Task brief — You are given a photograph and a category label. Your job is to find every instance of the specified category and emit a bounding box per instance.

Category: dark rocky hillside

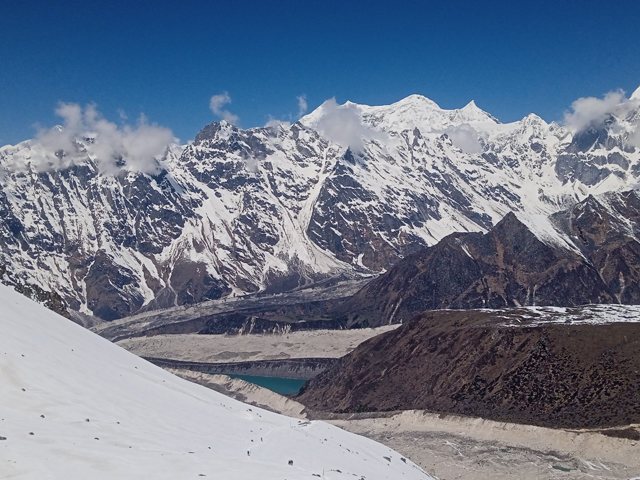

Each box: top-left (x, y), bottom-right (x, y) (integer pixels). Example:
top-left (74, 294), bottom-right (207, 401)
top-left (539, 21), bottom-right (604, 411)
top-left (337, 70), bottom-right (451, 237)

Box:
top-left (297, 308), bottom-right (640, 429)
top-left (336, 190), bottom-right (640, 327)
top-left (552, 189), bottom-right (640, 303)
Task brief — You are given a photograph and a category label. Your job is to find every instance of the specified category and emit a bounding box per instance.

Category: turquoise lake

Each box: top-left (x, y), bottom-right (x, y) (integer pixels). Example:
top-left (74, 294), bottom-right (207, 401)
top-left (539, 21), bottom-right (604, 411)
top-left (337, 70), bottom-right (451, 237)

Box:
top-left (212, 374), bottom-right (307, 395)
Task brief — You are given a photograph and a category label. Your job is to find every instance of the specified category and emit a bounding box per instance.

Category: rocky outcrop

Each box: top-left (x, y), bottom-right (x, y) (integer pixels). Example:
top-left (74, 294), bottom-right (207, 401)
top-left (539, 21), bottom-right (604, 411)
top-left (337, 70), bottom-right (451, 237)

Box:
top-left (553, 190), bottom-right (640, 303)
top-left (0, 264), bottom-right (70, 318)
top-left (297, 309), bottom-right (640, 429)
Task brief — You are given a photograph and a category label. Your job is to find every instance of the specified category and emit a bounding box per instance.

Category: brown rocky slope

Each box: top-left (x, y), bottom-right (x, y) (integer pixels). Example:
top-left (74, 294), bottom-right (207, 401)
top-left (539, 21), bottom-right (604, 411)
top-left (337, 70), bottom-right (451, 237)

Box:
top-left (296, 309), bottom-right (640, 429)
top-left (335, 190), bottom-right (640, 328)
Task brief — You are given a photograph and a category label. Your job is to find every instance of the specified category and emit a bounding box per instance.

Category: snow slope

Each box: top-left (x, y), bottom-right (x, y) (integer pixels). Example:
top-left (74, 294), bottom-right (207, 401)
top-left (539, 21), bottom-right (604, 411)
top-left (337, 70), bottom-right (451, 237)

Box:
top-left (496, 304), bottom-right (640, 326)
top-left (0, 284), bottom-right (433, 480)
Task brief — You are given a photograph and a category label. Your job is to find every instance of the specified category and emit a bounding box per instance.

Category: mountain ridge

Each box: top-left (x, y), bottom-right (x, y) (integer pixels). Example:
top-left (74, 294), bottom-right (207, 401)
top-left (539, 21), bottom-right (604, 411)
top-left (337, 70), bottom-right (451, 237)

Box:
top-left (296, 307), bottom-right (640, 429)
top-left (1, 92), bottom-right (639, 320)
top-left (336, 190), bottom-right (640, 328)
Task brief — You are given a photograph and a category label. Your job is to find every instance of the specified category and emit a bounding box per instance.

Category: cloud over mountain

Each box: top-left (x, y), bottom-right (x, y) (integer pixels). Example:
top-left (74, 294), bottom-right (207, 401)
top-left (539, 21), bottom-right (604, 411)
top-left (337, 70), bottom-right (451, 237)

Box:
top-left (564, 90), bottom-right (640, 134)
top-left (312, 98), bottom-right (385, 152)
top-left (443, 123), bottom-right (482, 154)
top-left (297, 94), bottom-right (308, 118)
top-left (210, 92), bottom-right (239, 125)
top-left (31, 103), bottom-right (176, 174)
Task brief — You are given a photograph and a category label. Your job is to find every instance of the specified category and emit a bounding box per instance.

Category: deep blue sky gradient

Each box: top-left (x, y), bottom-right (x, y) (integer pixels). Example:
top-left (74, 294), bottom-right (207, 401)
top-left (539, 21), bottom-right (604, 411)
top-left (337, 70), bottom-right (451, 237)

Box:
top-left (1, 0), bottom-right (639, 146)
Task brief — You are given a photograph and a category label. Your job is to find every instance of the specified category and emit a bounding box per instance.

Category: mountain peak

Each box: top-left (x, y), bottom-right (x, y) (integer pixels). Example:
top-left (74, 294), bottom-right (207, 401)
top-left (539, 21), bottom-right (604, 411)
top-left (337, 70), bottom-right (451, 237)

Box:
top-left (458, 100), bottom-right (499, 123)
top-left (396, 94), bottom-right (441, 109)
top-left (631, 85), bottom-right (640, 101)
top-left (522, 113), bottom-right (544, 123)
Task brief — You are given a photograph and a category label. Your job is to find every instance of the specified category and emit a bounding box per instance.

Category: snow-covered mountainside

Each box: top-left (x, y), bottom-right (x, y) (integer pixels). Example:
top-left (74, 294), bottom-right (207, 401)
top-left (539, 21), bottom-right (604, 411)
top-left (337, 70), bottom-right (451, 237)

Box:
top-left (0, 284), bottom-right (432, 479)
top-left (1, 91), bottom-right (640, 320)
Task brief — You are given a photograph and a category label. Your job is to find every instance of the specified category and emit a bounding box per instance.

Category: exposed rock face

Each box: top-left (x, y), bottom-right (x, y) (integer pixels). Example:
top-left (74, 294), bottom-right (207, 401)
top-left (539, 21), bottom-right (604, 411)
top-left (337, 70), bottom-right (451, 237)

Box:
top-left (297, 309), bottom-right (640, 429)
top-left (0, 265), bottom-right (70, 318)
top-left (555, 112), bottom-right (638, 186)
top-left (1, 93), bottom-right (640, 320)
top-left (338, 190), bottom-right (640, 327)
top-left (553, 190), bottom-right (640, 303)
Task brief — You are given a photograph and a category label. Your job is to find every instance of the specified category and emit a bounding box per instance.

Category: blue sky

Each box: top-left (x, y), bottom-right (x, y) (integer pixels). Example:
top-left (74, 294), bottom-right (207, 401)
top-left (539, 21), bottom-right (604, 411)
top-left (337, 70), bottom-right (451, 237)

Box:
top-left (1, 0), bottom-right (639, 146)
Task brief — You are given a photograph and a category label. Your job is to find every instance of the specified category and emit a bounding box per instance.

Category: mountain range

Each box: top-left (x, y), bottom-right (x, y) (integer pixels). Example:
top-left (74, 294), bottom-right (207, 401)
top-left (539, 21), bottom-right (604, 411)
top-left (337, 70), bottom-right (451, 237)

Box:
top-left (85, 189), bottom-right (640, 341)
top-left (1, 88), bottom-right (640, 320)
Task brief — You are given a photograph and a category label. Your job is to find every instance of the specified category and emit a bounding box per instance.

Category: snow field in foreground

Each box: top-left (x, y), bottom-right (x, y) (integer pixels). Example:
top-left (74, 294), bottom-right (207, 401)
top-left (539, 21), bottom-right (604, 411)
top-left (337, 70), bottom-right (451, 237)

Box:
top-left (0, 285), bottom-right (432, 480)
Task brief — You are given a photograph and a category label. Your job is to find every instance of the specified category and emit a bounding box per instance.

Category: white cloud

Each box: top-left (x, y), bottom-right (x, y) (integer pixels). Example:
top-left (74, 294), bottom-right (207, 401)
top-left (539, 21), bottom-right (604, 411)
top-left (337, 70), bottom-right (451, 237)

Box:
top-left (31, 103), bottom-right (176, 174)
top-left (443, 123), bottom-right (482, 154)
top-left (563, 89), bottom-right (640, 150)
top-left (563, 89), bottom-right (640, 133)
top-left (264, 116), bottom-right (291, 129)
top-left (209, 92), bottom-right (239, 125)
top-left (312, 98), bottom-right (385, 152)
top-left (243, 154), bottom-right (259, 174)
top-left (263, 94), bottom-right (307, 128)
top-left (297, 94), bottom-right (308, 118)
top-left (563, 90), bottom-right (627, 132)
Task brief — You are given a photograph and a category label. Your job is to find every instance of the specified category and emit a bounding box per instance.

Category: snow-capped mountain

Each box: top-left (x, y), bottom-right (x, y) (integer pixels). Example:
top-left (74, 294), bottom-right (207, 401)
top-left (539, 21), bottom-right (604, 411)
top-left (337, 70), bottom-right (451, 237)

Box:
top-left (1, 90), bottom-right (640, 320)
top-left (0, 283), bottom-right (432, 479)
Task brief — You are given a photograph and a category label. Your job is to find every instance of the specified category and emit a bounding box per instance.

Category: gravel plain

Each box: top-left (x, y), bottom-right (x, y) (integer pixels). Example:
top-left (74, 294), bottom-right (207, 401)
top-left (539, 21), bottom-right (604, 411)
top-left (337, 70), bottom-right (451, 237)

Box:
top-left (330, 411), bottom-right (640, 480)
top-left (117, 325), bottom-right (399, 362)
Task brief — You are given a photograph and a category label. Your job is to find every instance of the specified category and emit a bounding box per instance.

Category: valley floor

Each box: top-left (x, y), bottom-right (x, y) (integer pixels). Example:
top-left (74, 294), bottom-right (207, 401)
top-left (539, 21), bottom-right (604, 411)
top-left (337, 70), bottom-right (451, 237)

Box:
top-left (114, 308), bottom-right (640, 479)
top-left (117, 326), bottom-right (399, 363)
top-left (180, 371), bottom-right (640, 480)
top-left (329, 412), bottom-right (640, 480)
